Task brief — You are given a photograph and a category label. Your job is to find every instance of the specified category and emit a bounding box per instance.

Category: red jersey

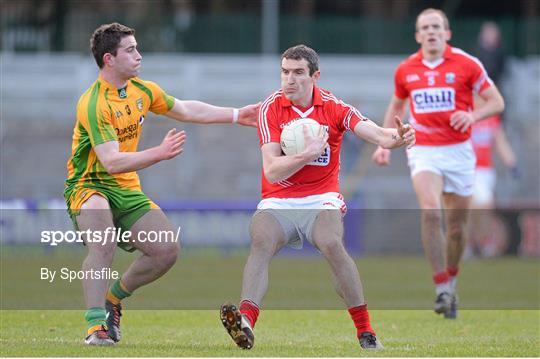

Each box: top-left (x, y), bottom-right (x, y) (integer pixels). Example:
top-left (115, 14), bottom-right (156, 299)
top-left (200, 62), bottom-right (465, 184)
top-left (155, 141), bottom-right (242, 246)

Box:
top-left (471, 116), bottom-right (501, 168)
top-left (395, 45), bottom-right (493, 146)
top-left (258, 86), bottom-right (367, 199)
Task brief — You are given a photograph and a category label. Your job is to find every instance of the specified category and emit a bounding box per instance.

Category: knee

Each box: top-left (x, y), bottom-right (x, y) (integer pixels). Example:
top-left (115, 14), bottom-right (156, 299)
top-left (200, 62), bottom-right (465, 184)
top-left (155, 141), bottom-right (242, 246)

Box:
top-left (155, 243), bottom-right (180, 271)
top-left (86, 243), bottom-right (116, 264)
top-left (318, 238), bottom-right (346, 259)
top-left (249, 232), bottom-right (277, 256)
top-left (422, 209), bottom-right (443, 225)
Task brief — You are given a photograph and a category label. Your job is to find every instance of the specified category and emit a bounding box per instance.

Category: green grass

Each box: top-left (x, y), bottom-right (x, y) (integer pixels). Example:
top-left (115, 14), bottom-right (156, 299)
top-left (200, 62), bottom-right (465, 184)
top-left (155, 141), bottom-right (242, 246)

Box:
top-left (1, 310), bottom-right (538, 356)
top-left (1, 248), bottom-right (539, 356)
top-left (2, 248), bottom-right (539, 309)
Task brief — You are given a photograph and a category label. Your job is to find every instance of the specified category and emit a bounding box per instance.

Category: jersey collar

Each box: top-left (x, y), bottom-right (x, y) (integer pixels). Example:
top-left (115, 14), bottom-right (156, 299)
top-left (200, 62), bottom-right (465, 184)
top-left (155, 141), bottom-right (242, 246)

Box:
top-left (98, 74), bottom-right (132, 95)
top-left (416, 44), bottom-right (453, 67)
top-left (281, 85), bottom-right (323, 108)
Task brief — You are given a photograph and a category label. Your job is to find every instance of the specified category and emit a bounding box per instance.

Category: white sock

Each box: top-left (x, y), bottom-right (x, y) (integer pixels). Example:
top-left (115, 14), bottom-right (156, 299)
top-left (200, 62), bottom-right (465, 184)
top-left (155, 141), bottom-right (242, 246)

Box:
top-left (435, 282), bottom-right (452, 296)
top-left (449, 276), bottom-right (457, 293)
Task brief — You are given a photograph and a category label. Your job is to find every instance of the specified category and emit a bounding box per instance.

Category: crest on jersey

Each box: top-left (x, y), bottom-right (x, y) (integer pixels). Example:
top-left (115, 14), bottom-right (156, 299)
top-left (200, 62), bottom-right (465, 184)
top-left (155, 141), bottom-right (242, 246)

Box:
top-left (136, 98), bottom-right (143, 111)
top-left (445, 72), bottom-right (456, 84)
top-left (118, 88), bottom-right (127, 99)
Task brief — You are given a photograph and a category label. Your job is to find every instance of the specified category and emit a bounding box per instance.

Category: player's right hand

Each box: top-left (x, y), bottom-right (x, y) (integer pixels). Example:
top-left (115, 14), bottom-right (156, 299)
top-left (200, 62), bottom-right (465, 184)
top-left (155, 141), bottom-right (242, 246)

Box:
top-left (159, 128), bottom-right (186, 160)
top-left (372, 146), bottom-right (391, 166)
top-left (302, 125), bottom-right (328, 162)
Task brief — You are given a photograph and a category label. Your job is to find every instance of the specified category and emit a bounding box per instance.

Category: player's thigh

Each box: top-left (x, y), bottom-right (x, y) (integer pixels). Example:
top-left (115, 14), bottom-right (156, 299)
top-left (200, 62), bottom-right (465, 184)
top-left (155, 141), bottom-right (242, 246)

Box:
top-left (249, 210), bottom-right (287, 254)
top-left (129, 208), bottom-right (179, 256)
top-left (76, 194), bottom-right (116, 252)
top-left (443, 193), bottom-right (472, 230)
top-left (411, 171), bottom-right (444, 209)
top-left (311, 210), bottom-right (344, 252)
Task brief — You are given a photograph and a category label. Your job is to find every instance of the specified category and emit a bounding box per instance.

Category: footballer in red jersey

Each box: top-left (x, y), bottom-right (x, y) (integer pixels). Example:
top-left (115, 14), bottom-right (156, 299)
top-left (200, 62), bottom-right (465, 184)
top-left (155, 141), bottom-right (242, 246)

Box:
top-left (220, 44), bottom-right (415, 351)
top-left (372, 9), bottom-right (505, 319)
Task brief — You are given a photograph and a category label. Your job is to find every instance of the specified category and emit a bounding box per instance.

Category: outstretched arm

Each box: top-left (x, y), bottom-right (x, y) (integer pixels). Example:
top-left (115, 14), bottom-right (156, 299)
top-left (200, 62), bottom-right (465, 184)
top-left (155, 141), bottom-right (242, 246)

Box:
top-left (93, 129), bottom-right (186, 174)
top-left (371, 95), bottom-right (408, 165)
top-left (355, 116), bottom-right (415, 150)
top-left (164, 99), bottom-right (259, 127)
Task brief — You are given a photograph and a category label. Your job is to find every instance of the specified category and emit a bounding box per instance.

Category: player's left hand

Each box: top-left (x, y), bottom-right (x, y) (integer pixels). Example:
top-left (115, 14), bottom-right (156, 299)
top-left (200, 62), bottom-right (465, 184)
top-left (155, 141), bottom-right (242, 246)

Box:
top-left (395, 116), bottom-right (416, 149)
top-left (237, 102), bottom-right (261, 127)
top-left (450, 111), bottom-right (476, 133)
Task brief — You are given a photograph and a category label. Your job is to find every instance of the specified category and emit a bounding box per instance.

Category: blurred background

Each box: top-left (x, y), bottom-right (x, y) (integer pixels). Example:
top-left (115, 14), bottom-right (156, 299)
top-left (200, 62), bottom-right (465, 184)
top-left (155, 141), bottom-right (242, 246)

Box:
top-left (1, 0), bottom-right (539, 259)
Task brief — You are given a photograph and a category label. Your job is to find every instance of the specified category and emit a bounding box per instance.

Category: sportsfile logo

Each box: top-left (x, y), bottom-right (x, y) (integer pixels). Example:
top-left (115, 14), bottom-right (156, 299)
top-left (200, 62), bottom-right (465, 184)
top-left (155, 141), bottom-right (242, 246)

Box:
top-left (411, 87), bottom-right (455, 114)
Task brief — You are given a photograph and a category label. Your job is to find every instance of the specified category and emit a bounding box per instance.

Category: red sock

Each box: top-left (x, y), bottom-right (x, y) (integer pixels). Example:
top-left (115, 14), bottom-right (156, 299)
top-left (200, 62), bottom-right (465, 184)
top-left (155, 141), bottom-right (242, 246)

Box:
top-left (348, 304), bottom-right (375, 337)
top-left (447, 266), bottom-right (459, 277)
top-left (433, 271), bottom-right (450, 284)
top-left (239, 300), bottom-right (260, 328)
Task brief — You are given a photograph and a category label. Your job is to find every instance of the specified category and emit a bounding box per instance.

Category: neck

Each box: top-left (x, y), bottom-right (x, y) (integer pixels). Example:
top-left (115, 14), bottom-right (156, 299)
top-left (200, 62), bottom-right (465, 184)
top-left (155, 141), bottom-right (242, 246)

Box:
top-left (292, 89), bottom-right (314, 108)
top-left (100, 68), bottom-right (129, 88)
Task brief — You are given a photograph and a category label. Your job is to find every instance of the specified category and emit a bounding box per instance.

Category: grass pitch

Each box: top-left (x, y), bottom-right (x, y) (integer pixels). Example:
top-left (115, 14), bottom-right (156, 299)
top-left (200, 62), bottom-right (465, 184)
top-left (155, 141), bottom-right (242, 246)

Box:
top-left (1, 248), bottom-right (539, 356)
top-left (1, 309), bottom-right (538, 356)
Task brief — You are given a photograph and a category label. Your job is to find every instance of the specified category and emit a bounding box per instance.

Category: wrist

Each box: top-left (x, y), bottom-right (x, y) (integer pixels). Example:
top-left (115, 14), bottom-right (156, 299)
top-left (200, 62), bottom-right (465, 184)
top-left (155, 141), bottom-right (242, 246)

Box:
top-left (232, 108), bottom-right (239, 124)
top-left (151, 145), bottom-right (166, 162)
top-left (470, 111), bottom-right (480, 123)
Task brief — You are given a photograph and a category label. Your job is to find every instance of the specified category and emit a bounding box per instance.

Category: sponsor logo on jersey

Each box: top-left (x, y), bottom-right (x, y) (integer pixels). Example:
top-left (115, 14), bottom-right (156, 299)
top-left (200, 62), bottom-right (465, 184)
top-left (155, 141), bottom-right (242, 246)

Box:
top-left (115, 122), bottom-right (139, 142)
top-left (136, 98), bottom-right (143, 111)
top-left (139, 115), bottom-right (145, 125)
top-left (445, 72), bottom-right (456, 84)
top-left (308, 145), bottom-right (330, 167)
top-left (411, 87), bottom-right (455, 113)
top-left (406, 74), bottom-right (420, 83)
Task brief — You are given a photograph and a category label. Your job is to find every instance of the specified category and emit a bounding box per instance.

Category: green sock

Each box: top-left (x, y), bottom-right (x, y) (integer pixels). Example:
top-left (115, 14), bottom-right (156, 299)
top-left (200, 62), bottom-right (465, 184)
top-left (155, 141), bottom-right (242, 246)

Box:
top-left (107, 279), bottom-right (132, 304)
top-left (85, 307), bottom-right (106, 332)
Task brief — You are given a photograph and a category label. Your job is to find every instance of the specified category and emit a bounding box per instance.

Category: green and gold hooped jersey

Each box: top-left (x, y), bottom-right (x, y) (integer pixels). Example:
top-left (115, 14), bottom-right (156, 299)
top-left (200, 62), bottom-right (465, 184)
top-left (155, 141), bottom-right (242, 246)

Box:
top-left (64, 76), bottom-right (175, 207)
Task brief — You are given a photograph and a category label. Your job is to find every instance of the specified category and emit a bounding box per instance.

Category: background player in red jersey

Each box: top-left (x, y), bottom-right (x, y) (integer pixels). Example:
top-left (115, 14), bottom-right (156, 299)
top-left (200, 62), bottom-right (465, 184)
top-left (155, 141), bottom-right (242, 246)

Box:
top-left (468, 112), bottom-right (517, 258)
top-left (372, 9), bottom-right (505, 318)
top-left (220, 44), bottom-right (415, 350)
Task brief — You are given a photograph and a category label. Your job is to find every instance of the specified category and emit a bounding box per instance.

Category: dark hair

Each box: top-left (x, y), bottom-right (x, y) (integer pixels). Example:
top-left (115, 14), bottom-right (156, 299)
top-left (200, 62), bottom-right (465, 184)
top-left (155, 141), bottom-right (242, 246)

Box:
top-left (90, 23), bottom-right (135, 68)
top-left (281, 44), bottom-right (319, 76)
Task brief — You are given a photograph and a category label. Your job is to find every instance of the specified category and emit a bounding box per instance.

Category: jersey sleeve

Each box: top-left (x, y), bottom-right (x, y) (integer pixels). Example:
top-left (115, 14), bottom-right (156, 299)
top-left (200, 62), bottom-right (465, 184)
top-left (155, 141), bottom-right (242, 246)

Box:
top-left (258, 94), bottom-right (281, 146)
top-left (468, 56), bottom-right (493, 94)
top-left (132, 79), bottom-right (175, 114)
top-left (77, 93), bottom-right (117, 147)
top-left (333, 100), bottom-right (369, 133)
top-left (394, 63), bottom-right (409, 99)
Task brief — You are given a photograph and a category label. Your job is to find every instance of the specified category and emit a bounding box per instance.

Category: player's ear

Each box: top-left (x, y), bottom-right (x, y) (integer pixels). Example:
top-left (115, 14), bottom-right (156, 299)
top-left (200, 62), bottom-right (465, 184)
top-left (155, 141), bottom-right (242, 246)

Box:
top-left (445, 30), bottom-right (452, 42)
top-left (312, 70), bottom-right (321, 81)
top-left (415, 31), bottom-right (421, 45)
top-left (103, 53), bottom-right (113, 67)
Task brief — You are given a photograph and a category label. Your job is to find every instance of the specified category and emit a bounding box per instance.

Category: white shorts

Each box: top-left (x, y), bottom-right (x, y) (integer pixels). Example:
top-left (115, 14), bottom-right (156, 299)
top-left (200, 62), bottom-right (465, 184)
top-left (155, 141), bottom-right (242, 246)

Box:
top-left (406, 141), bottom-right (476, 197)
top-left (472, 168), bottom-right (496, 206)
top-left (255, 192), bottom-right (346, 249)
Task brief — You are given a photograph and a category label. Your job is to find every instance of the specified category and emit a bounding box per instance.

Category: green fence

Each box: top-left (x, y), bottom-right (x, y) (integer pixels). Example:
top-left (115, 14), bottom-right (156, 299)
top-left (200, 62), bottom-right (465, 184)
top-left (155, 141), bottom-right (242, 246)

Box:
top-left (1, 9), bottom-right (538, 55)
